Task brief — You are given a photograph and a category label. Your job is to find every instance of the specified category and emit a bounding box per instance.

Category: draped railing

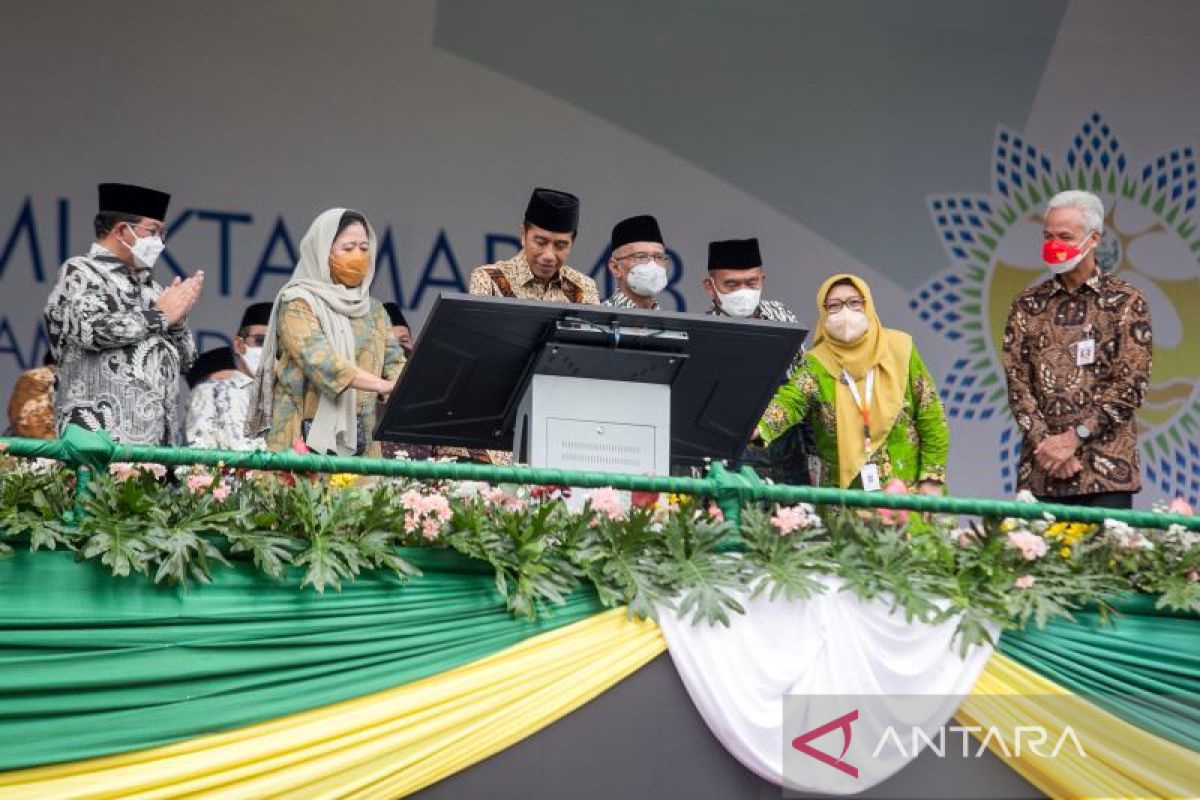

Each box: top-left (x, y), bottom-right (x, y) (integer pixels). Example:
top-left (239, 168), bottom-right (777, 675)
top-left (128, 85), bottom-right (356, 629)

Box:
top-left (2, 425), bottom-right (1197, 532)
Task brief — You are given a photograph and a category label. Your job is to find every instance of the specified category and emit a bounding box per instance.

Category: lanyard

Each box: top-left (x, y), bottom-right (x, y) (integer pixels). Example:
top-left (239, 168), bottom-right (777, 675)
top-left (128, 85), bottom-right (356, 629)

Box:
top-left (842, 368), bottom-right (875, 455)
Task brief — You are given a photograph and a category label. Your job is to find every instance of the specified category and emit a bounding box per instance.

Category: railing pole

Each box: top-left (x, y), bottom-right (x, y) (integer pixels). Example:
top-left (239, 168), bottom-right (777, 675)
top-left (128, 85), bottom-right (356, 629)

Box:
top-left (71, 464), bottom-right (92, 524)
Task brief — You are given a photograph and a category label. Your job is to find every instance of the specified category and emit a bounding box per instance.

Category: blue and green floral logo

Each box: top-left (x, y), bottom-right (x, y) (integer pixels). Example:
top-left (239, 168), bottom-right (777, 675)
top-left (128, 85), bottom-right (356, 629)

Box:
top-left (913, 113), bottom-right (1199, 502)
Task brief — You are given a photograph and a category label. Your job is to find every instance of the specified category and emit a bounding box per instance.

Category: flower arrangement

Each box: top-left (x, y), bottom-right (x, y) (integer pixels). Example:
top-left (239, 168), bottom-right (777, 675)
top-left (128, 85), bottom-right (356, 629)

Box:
top-left (0, 456), bottom-right (1196, 652)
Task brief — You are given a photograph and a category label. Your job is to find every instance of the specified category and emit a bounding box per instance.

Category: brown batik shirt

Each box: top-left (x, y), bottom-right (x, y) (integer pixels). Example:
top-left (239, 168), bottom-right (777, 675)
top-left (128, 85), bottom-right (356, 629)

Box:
top-left (454, 252), bottom-right (598, 465)
top-left (1001, 271), bottom-right (1153, 496)
top-left (467, 252), bottom-right (599, 305)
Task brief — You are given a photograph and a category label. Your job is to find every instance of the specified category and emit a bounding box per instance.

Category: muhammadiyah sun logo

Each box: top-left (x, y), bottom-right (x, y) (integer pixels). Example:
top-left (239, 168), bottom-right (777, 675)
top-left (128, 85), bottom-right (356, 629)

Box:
top-left (912, 113), bottom-right (1200, 503)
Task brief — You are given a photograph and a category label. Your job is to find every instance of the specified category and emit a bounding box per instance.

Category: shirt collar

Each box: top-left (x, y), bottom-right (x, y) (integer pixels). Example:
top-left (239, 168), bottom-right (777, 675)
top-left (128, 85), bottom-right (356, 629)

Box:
top-left (617, 289), bottom-right (658, 309)
top-left (229, 371), bottom-right (255, 388)
top-left (514, 252), bottom-right (563, 288)
top-left (1052, 268), bottom-right (1104, 295)
top-left (89, 242), bottom-right (145, 279)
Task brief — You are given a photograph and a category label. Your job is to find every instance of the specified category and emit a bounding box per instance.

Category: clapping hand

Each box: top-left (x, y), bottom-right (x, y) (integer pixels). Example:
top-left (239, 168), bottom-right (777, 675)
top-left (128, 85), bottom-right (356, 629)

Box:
top-left (157, 270), bottom-right (205, 327)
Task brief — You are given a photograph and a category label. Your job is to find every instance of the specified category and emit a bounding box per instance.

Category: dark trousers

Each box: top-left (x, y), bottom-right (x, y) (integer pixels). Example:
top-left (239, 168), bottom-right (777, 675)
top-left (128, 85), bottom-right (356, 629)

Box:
top-left (1035, 491), bottom-right (1133, 509)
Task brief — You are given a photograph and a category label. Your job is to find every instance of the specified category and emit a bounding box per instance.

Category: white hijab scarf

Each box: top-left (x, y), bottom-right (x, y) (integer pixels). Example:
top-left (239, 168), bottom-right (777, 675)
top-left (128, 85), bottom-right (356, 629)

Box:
top-left (247, 208), bottom-right (377, 455)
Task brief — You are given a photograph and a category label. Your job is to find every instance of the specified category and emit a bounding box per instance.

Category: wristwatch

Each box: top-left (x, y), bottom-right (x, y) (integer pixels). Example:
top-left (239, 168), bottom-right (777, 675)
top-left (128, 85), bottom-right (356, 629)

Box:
top-left (1074, 424), bottom-right (1092, 441)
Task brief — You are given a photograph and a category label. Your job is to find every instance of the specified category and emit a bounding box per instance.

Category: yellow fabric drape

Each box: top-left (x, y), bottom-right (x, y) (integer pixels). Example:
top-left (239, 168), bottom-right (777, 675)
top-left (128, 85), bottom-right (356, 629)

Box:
top-left (0, 608), bottom-right (668, 800)
top-left (958, 653), bottom-right (1198, 800)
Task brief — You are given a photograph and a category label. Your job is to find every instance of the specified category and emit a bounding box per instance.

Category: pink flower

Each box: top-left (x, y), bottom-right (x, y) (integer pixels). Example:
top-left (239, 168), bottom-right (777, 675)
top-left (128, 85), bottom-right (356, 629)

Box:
top-left (187, 474), bottom-right (215, 493)
top-left (482, 486), bottom-right (508, 506)
top-left (212, 483), bottom-right (231, 502)
top-left (1014, 575), bottom-right (1036, 589)
top-left (400, 489), bottom-right (423, 511)
top-left (588, 487), bottom-right (626, 521)
top-left (421, 517), bottom-right (441, 541)
top-left (771, 505), bottom-right (815, 536)
top-left (707, 504), bottom-right (725, 522)
top-left (143, 463), bottom-right (167, 479)
top-left (1006, 529), bottom-right (1049, 561)
top-left (950, 526), bottom-right (979, 548)
top-left (426, 494), bottom-right (452, 522)
top-left (1168, 497), bottom-right (1194, 516)
top-left (403, 512), bottom-right (420, 534)
top-left (1188, 569), bottom-right (1199, 583)
top-left (109, 463), bottom-right (139, 482)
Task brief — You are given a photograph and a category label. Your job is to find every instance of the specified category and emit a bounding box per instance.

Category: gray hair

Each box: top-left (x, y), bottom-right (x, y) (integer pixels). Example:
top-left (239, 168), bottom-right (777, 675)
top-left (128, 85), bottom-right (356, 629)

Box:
top-left (1046, 190), bottom-right (1105, 234)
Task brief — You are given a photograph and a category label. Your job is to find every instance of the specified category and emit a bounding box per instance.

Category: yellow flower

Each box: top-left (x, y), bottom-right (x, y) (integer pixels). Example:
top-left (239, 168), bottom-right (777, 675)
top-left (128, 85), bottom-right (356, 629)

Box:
top-left (1059, 545), bottom-right (1072, 559)
top-left (1044, 522), bottom-right (1096, 545)
top-left (328, 473), bottom-right (359, 490)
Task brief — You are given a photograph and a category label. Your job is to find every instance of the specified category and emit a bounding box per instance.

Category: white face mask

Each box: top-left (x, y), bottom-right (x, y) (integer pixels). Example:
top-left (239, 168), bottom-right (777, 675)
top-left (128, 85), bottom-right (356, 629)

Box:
top-left (716, 287), bottom-right (761, 318)
top-left (122, 224), bottom-right (165, 270)
top-left (825, 308), bottom-right (870, 343)
top-left (625, 260), bottom-right (668, 297)
top-left (240, 346), bottom-right (263, 376)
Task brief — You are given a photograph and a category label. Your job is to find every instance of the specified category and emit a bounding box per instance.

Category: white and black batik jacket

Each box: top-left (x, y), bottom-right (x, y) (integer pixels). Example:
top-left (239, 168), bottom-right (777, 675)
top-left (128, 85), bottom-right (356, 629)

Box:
top-left (43, 244), bottom-right (196, 445)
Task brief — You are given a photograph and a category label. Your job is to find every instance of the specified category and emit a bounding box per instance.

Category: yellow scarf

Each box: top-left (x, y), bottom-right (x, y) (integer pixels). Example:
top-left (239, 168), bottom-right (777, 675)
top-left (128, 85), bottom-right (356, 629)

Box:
top-left (807, 274), bottom-right (913, 488)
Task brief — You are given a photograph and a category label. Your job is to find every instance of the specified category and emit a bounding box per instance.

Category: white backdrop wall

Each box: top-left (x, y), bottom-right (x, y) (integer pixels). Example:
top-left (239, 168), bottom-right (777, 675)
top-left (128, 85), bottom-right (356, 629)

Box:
top-left (2, 0), bottom-right (1197, 506)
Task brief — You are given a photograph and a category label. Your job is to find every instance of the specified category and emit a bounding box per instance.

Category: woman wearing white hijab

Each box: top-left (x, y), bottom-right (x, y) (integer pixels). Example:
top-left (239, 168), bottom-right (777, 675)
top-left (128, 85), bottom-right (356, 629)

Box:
top-left (247, 208), bottom-right (404, 456)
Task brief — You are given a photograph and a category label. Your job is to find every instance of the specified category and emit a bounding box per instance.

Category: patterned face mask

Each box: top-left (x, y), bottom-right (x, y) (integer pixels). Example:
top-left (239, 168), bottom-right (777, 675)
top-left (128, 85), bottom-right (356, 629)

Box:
top-left (1042, 232), bottom-right (1094, 275)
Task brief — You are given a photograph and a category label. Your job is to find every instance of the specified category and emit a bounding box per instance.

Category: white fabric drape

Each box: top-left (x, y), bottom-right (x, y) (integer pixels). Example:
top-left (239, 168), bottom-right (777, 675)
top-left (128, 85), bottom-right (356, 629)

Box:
top-left (657, 577), bottom-right (996, 795)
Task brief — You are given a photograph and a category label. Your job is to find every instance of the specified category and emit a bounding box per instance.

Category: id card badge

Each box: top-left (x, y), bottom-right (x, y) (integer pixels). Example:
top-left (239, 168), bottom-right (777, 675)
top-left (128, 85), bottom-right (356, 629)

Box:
top-left (1075, 338), bottom-right (1096, 366)
top-left (860, 463), bottom-right (882, 492)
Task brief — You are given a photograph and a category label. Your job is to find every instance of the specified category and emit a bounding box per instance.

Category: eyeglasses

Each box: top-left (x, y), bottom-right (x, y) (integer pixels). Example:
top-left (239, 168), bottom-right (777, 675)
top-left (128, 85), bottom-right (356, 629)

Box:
top-left (129, 222), bottom-right (167, 238)
top-left (824, 298), bottom-right (865, 314)
top-left (614, 251), bottom-right (670, 265)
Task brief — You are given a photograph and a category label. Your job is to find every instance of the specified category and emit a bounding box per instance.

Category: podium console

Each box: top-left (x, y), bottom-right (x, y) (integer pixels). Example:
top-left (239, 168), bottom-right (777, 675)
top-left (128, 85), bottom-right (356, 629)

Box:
top-left (376, 295), bottom-right (805, 475)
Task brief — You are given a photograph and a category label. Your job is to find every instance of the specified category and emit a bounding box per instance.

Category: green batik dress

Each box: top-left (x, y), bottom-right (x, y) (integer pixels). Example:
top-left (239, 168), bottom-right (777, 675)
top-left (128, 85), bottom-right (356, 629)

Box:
top-left (758, 347), bottom-right (949, 489)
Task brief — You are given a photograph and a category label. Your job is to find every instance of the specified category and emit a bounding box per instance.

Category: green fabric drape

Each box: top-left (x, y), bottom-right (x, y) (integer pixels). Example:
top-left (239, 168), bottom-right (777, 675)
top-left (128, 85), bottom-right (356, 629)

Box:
top-left (0, 549), bottom-right (603, 772)
top-left (1000, 595), bottom-right (1200, 751)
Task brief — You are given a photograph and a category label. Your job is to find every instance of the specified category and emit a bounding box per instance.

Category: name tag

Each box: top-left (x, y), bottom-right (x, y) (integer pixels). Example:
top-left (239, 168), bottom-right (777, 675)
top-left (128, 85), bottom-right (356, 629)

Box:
top-left (860, 463), bottom-right (881, 492)
top-left (1075, 338), bottom-right (1095, 366)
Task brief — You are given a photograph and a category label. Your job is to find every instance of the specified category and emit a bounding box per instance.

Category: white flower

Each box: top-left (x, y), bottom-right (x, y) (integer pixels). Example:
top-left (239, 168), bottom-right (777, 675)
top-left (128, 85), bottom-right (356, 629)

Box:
top-left (448, 480), bottom-right (489, 499)
top-left (1016, 490), bottom-right (1037, 504)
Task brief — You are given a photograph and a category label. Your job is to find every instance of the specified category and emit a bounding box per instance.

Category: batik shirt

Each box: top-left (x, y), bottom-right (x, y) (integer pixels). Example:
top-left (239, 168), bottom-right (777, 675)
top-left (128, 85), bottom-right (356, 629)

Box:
top-left (1002, 271), bottom-right (1152, 496)
top-left (267, 298), bottom-right (405, 456)
top-left (758, 348), bottom-right (949, 488)
top-left (468, 252), bottom-right (599, 304)
top-left (707, 298), bottom-right (806, 375)
top-left (705, 298), bottom-right (798, 323)
top-left (43, 244), bottom-right (196, 444)
top-left (185, 372), bottom-right (266, 451)
top-left (602, 290), bottom-right (658, 310)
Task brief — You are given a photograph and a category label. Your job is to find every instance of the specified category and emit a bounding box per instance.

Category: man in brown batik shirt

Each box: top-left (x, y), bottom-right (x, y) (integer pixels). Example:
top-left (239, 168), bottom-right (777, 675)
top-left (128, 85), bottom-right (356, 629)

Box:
top-left (1002, 190), bottom-right (1153, 509)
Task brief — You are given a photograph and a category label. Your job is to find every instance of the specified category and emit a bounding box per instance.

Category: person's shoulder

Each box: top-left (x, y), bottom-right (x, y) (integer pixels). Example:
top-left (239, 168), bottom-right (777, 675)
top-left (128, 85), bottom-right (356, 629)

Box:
top-left (53, 251), bottom-right (106, 282)
top-left (1007, 275), bottom-right (1058, 313)
top-left (281, 296), bottom-right (313, 314)
top-left (1099, 272), bottom-right (1144, 299)
top-left (760, 299), bottom-right (798, 321)
top-left (473, 253), bottom-right (519, 275)
top-left (559, 264), bottom-right (597, 291)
